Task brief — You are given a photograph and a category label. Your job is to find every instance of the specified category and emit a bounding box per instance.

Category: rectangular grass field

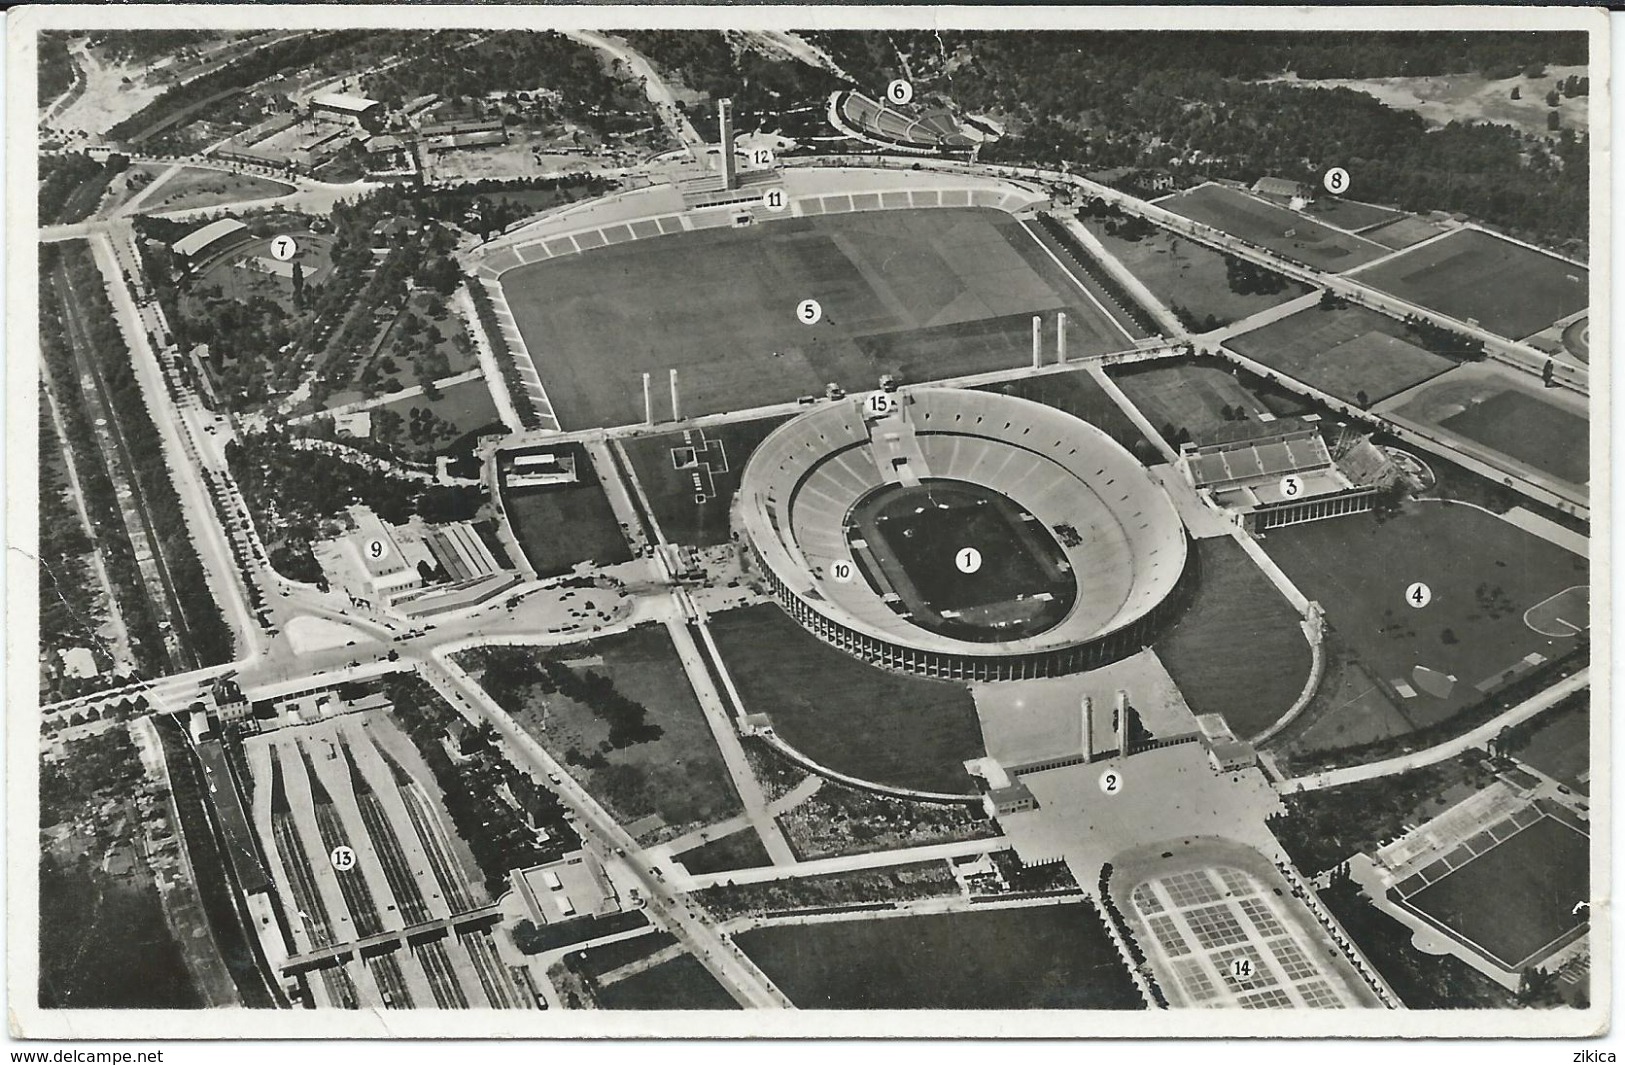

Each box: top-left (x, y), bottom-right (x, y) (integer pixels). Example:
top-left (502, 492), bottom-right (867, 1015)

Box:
top-left (500, 443), bottom-right (632, 577)
top-left (1109, 359), bottom-right (1275, 445)
top-left (1385, 371), bottom-right (1591, 487)
top-left (1262, 502), bottom-right (1588, 723)
top-left (1301, 197), bottom-right (1404, 233)
top-left (500, 208), bottom-right (1131, 428)
top-left (1226, 303), bottom-right (1459, 404)
top-left (1403, 815), bottom-right (1589, 968)
top-left (618, 414), bottom-right (793, 547)
top-left (1159, 184), bottom-right (1389, 272)
top-left (1354, 228), bottom-right (1588, 340)
top-left (736, 904), bottom-right (1145, 1009)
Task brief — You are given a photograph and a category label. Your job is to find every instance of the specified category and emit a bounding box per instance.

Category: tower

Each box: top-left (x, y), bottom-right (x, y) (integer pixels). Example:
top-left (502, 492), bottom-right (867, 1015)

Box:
top-left (643, 372), bottom-right (654, 426)
top-left (1057, 312), bottom-right (1069, 363)
top-left (670, 367), bottom-right (682, 422)
top-left (718, 98), bottom-right (737, 191)
top-left (1031, 315), bottom-right (1043, 369)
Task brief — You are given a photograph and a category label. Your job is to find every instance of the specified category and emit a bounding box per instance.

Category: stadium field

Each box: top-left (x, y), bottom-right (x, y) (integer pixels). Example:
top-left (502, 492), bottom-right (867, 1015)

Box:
top-left (1262, 502), bottom-right (1587, 723)
top-left (500, 208), bottom-right (1130, 429)
top-left (1153, 537), bottom-right (1311, 739)
top-left (1403, 815), bottom-right (1589, 968)
top-left (1159, 184), bottom-right (1389, 272)
top-left (501, 444), bottom-right (632, 577)
top-left (1354, 228), bottom-right (1588, 340)
top-left (1386, 372), bottom-right (1590, 487)
top-left (1109, 359), bottom-right (1273, 445)
top-left (976, 370), bottom-right (1160, 464)
top-left (708, 603), bottom-right (985, 794)
top-left (736, 903), bottom-right (1144, 1009)
top-left (618, 414), bottom-right (792, 546)
top-left (1226, 303), bottom-right (1459, 404)
top-left (850, 480), bottom-right (1074, 642)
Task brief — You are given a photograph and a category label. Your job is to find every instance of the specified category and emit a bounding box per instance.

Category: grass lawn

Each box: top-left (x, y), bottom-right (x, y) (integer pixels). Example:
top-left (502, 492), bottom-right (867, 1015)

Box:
top-left (501, 208), bottom-right (1129, 429)
top-left (596, 954), bottom-right (741, 1009)
top-left (1262, 501), bottom-right (1588, 723)
top-left (1354, 228), bottom-right (1588, 341)
top-left (573, 930), bottom-right (677, 979)
top-left (1438, 389), bottom-right (1589, 487)
top-left (708, 603), bottom-right (985, 794)
top-left (1269, 634), bottom-right (1414, 758)
top-left (1300, 197), bottom-right (1404, 232)
top-left (141, 167), bottom-right (294, 213)
top-left (1226, 303), bottom-right (1459, 404)
top-left (1362, 215), bottom-right (1449, 251)
top-left (675, 828), bottom-right (773, 875)
top-left (1079, 218), bottom-right (1314, 328)
top-left (737, 904), bottom-right (1144, 1009)
top-left (1508, 696), bottom-right (1588, 793)
top-left (1109, 359), bottom-right (1274, 445)
top-left (462, 626), bottom-right (742, 844)
top-left (975, 368), bottom-right (1160, 465)
top-left (374, 375), bottom-right (501, 452)
top-left (1404, 816), bottom-right (1589, 968)
top-left (1160, 184), bottom-right (1389, 272)
top-left (501, 443), bottom-right (633, 577)
top-left (1154, 537), bottom-right (1311, 739)
top-left (619, 413), bottom-right (793, 547)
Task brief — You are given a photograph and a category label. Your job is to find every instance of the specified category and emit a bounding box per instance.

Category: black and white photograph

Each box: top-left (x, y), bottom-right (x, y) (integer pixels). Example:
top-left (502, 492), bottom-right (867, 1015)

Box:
top-left (6, 3), bottom-right (1609, 1042)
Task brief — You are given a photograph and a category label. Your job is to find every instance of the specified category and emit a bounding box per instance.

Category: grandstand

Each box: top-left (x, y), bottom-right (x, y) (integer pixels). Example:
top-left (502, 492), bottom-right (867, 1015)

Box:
top-left (1178, 427), bottom-right (1382, 532)
top-left (832, 90), bottom-right (977, 151)
top-left (736, 387), bottom-right (1192, 681)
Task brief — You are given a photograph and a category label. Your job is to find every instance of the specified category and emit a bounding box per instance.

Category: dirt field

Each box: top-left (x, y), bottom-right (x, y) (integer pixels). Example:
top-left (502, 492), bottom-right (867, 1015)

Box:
top-left (1159, 184), bottom-right (1389, 272)
top-left (1272, 66), bottom-right (1591, 139)
top-left (501, 208), bottom-right (1130, 429)
top-left (1354, 228), bottom-right (1588, 341)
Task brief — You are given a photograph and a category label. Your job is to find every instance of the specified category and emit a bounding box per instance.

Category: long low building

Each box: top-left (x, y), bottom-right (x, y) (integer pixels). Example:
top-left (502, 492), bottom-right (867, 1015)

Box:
top-left (173, 217), bottom-right (251, 262)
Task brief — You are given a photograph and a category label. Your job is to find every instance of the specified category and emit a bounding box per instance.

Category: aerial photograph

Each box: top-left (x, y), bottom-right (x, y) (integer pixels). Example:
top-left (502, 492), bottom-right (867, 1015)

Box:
top-left (11, 5), bottom-right (1604, 1041)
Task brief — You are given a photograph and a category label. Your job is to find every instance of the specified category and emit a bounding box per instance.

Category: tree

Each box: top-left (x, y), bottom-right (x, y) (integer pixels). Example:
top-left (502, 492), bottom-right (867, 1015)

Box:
top-left (1355, 389), bottom-right (1370, 408)
top-left (291, 261), bottom-right (305, 311)
top-left (1545, 89), bottom-right (1560, 107)
top-left (1542, 359), bottom-right (1555, 387)
top-left (1510, 85), bottom-right (1520, 100)
top-left (1547, 111), bottom-right (1561, 132)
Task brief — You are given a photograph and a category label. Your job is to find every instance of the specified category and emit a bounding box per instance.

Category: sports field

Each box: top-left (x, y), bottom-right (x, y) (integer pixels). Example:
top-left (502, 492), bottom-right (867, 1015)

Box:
top-left (1080, 219), bottom-right (1314, 328)
top-left (1354, 228), bottom-right (1588, 341)
top-left (618, 414), bottom-right (793, 547)
top-left (1159, 184), bottom-right (1389, 272)
top-left (501, 208), bottom-right (1131, 429)
top-left (1262, 502), bottom-right (1588, 723)
top-left (1362, 215), bottom-right (1449, 251)
top-left (1385, 370), bottom-right (1590, 487)
top-left (736, 904), bottom-right (1144, 1009)
top-left (596, 954), bottom-right (741, 1009)
top-left (1226, 303), bottom-right (1458, 404)
top-left (850, 480), bottom-right (1074, 642)
top-left (1510, 697), bottom-right (1588, 793)
top-left (1301, 197), bottom-right (1404, 233)
top-left (501, 444), bottom-right (632, 577)
top-left (1153, 537), bottom-right (1311, 739)
top-left (1403, 815), bottom-right (1589, 968)
top-left (976, 370), bottom-right (1160, 465)
top-left (708, 603), bottom-right (985, 794)
top-left (1109, 359), bottom-right (1273, 445)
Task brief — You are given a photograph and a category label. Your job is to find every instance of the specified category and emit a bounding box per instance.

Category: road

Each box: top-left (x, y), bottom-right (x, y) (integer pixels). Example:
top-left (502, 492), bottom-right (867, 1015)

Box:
top-left (424, 654), bottom-right (794, 1008)
top-left (1278, 668), bottom-right (1589, 792)
top-left (562, 30), bottom-right (705, 159)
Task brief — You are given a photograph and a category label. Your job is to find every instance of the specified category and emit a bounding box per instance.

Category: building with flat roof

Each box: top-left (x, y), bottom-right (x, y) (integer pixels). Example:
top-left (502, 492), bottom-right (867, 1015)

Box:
top-left (511, 850), bottom-right (622, 925)
top-left (1179, 426), bottom-right (1382, 533)
top-left (311, 91), bottom-right (383, 127)
top-left (173, 218), bottom-right (251, 263)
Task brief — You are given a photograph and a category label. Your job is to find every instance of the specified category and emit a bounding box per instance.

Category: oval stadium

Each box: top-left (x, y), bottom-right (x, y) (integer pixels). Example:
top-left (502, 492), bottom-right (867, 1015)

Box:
top-left (735, 386), bottom-right (1193, 681)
